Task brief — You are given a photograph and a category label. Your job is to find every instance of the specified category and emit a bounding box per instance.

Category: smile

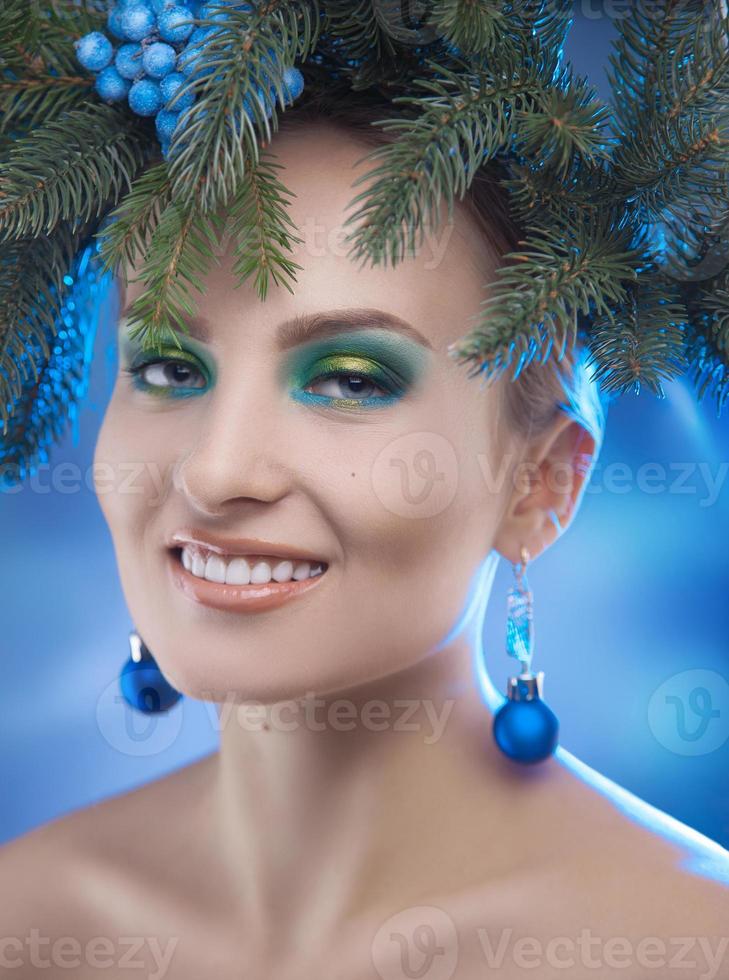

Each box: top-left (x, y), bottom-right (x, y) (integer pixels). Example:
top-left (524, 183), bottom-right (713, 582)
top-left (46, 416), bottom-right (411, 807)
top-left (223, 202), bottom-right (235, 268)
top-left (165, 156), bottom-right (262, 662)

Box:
top-left (168, 545), bottom-right (329, 613)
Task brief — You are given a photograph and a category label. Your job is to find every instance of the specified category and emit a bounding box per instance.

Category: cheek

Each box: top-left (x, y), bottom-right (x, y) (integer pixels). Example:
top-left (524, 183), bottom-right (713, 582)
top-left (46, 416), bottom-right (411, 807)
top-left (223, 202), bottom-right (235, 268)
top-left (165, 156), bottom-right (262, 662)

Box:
top-left (92, 390), bottom-right (179, 542)
top-left (323, 412), bottom-right (502, 641)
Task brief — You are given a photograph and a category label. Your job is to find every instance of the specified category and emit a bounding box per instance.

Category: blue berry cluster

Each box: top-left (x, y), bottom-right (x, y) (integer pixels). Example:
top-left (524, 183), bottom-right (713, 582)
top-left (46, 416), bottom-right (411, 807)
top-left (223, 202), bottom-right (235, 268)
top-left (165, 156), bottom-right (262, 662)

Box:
top-left (74, 0), bottom-right (305, 159)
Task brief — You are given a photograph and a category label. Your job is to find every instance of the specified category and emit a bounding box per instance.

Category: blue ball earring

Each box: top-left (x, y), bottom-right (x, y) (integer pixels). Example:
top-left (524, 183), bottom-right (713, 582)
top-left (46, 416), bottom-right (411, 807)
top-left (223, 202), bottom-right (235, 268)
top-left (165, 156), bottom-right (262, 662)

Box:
top-left (492, 546), bottom-right (559, 764)
top-left (120, 630), bottom-right (183, 714)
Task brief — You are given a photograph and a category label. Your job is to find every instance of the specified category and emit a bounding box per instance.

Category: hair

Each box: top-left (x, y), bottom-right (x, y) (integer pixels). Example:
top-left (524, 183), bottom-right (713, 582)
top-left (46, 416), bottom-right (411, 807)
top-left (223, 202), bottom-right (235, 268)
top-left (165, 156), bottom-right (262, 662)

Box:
top-left (276, 82), bottom-right (608, 456)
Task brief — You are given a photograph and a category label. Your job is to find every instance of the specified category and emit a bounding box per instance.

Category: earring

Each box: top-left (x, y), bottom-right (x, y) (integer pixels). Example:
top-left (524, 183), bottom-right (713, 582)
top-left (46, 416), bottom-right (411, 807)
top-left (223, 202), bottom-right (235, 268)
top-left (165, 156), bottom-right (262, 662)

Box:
top-left (492, 547), bottom-right (559, 763)
top-left (120, 631), bottom-right (183, 714)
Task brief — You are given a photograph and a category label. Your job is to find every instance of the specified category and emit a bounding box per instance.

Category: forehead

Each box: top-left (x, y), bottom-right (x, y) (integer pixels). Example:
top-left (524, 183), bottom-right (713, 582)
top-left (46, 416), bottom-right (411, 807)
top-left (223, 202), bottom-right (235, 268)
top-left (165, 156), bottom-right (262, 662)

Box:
top-left (121, 121), bottom-right (499, 354)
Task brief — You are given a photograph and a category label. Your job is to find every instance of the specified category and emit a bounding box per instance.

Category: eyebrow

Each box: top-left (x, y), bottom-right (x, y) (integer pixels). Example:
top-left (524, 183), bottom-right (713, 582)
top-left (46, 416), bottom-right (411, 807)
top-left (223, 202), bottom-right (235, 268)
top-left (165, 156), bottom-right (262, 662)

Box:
top-left (119, 305), bottom-right (434, 351)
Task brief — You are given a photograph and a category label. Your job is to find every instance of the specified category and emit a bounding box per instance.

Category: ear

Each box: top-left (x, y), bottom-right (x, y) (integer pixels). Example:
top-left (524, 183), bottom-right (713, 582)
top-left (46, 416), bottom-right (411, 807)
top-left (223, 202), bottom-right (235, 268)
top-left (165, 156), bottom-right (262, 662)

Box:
top-left (493, 416), bottom-right (596, 565)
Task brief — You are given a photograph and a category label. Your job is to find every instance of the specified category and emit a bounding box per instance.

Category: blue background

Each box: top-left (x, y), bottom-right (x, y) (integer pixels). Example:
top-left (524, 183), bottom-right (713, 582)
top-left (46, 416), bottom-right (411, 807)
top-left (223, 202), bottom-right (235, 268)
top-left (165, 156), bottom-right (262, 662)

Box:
top-left (1, 6), bottom-right (728, 849)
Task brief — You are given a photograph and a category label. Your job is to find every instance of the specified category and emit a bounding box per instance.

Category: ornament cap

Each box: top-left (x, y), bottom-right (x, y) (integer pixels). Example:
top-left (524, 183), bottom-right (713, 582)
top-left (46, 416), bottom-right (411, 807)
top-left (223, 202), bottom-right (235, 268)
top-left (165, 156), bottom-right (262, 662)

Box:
top-left (506, 669), bottom-right (544, 702)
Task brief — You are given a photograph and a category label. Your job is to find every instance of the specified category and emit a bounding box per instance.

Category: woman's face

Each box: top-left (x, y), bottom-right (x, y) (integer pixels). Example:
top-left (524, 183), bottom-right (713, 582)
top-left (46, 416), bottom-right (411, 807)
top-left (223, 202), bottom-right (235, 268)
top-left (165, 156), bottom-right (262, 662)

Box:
top-left (94, 121), bottom-right (519, 703)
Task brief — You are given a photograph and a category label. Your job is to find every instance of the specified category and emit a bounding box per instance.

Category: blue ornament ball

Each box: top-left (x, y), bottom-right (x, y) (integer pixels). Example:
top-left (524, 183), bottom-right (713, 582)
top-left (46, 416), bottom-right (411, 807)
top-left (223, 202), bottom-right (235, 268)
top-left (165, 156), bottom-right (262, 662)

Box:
top-left (94, 66), bottom-right (131, 102)
top-left (155, 108), bottom-right (181, 142)
top-left (142, 41), bottom-right (177, 78)
top-left (160, 72), bottom-right (196, 111)
top-left (282, 66), bottom-right (304, 104)
top-left (158, 5), bottom-right (196, 43)
top-left (128, 77), bottom-right (164, 116)
top-left (75, 31), bottom-right (114, 72)
top-left (492, 696), bottom-right (559, 764)
top-left (121, 2), bottom-right (157, 41)
top-left (119, 657), bottom-right (182, 714)
top-left (115, 42), bottom-right (144, 80)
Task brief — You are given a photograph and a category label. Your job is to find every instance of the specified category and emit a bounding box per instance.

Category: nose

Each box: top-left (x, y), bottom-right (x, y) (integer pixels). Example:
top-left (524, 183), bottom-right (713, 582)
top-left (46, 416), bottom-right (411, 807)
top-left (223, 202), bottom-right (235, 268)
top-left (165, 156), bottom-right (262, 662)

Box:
top-left (172, 388), bottom-right (293, 517)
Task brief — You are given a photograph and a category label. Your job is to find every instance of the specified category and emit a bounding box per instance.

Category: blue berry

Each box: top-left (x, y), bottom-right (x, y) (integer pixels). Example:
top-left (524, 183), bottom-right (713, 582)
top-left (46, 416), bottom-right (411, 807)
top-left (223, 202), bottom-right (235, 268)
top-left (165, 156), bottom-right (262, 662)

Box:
top-left (75, 32), bottom-right (114, 71)
top-left (115, 43), bottom-right (144, 80)
top-left (282, 66), bottom-right (304, 104)
top-left (121, 3), bottom-right (157, 41)
top-left (243, 85), bottom-right (273, 122)
top-left (155, 109), bottom-right (181, 142)
top-left (159, 72), bottom-right (196, 111)
top-left (158, 5), bottom-right (195, 43)
top-left (177, 30), bottom-right (218, 78)
top-left (94, 65), bottom-right (131, 102)
top-left (128, 77), bottom-right (164, 115)
top-left (107, 6), bottom-right (128, 40)
top-left (142, 41), bottom-right (177, 78)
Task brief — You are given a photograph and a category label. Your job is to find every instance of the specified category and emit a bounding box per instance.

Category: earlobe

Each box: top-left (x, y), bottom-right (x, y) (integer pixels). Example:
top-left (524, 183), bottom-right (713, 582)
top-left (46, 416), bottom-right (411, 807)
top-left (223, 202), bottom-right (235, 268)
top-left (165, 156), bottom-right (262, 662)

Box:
top-left (493, 418), bottom-right (597, 565)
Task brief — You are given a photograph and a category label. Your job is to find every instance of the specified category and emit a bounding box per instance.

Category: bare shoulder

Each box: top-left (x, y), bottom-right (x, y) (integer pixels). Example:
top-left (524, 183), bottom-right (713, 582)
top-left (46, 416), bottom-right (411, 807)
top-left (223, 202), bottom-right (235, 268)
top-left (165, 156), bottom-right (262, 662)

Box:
top-left (0, 752), bottom-right (218, 934)
top-left (545, 752), bottom-right (729, 930)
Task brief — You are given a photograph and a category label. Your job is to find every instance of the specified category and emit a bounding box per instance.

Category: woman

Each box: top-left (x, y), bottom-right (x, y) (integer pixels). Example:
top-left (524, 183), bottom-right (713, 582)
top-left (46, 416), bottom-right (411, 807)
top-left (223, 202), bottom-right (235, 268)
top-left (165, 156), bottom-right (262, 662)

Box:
top-left (2, 101), bottom-right (728, 978)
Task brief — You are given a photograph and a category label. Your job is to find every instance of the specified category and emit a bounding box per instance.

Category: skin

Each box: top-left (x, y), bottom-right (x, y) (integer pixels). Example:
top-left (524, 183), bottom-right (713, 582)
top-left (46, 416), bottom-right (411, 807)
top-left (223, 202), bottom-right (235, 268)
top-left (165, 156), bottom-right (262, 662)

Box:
top-left (1, 121), bottom-right (727, 979)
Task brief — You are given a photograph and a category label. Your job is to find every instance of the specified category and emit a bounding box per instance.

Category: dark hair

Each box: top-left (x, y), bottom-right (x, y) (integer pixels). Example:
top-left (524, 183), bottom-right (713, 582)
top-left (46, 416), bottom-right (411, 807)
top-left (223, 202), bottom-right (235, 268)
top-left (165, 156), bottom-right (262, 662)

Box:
top-left (277, 84), bottom-right (607, 452)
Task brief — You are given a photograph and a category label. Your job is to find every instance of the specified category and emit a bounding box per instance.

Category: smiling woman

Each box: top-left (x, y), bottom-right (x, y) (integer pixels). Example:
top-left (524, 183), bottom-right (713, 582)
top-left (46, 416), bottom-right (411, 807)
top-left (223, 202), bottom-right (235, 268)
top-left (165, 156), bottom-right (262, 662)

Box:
top-left (2, 5), bottom-right (729, 978)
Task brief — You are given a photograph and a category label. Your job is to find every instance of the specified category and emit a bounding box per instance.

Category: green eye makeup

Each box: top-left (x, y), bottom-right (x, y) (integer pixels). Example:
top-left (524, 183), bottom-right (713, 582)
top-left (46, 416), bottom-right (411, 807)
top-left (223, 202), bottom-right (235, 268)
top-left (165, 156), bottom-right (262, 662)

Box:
top-left (118, 323), bottom-right (430, 409)
top-left (119, 326), bottom-right (214, 399)
top-left (282, 329), bottom-right (429, 411)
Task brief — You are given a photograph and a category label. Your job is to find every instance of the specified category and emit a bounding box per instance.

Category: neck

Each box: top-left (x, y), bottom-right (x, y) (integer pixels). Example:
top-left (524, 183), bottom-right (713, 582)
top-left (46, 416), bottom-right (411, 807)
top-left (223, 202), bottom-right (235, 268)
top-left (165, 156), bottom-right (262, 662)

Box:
top-left (208, 554), bottom-right (525, 954)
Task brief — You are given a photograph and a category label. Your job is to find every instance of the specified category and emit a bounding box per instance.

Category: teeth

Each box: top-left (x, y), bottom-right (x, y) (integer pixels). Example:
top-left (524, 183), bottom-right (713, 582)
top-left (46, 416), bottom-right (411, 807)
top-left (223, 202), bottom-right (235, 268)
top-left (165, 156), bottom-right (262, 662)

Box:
top-left (225, 557), bottom-right (251, 585)
top-left (205, 554), bottom-right (227, 583)
top-left (251, 561), bottom-right (272, 584)
top-left (180, 545), bottom-right (326, 584)
top-left (272, 560), bottom-right (294, 582)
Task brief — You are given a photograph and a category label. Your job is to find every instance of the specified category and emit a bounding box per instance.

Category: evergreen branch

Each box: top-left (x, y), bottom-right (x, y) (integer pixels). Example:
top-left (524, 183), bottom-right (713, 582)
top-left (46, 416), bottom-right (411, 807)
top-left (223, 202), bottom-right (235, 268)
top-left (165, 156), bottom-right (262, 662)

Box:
top-left (0, 103), bottom-right (150, 241)
top-left (586, 276), bottom-right (688, 397)
top-left (429, 0), bottom-right (507, 54)
top-left (226, 151), bottom-right (304, 302)
top-left (661, 15), bottom-right (729, 123)
top-left (449, 215), bottom-right (640, 382)
top-left (682, 277), bottom-right (729, 413)
top-left (341, 49), bottom-right (549, 267)
top-left (321, 0), bottom-right (398, 63)
top-left (121, 199), bottom-right (227, 353)
top-left (0, 0), bottom-right (105, 83)
top-left (0, 73), bottom-right (94, 134)
top-left (0, 0), bottom-right (42, 74)
top-left (500, 159), bottom-right (615, 225)
top-left (607, 0), bottom-right (708, 129)
top-left (167, 0), bottom-right (321, 212)
top-left (512, 70), bottom-right (613, 179)
top-left (428, 0), bottom-right (571, 60)
top-left (611, 112), bottom-right (729, 222)
top-left (97, 161), bottom-right (174, 280)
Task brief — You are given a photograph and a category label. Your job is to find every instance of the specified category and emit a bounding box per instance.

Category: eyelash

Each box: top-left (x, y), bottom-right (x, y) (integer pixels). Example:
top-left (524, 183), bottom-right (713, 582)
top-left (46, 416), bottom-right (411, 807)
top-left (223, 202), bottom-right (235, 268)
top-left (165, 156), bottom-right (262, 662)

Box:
top-left (122, 358), bottom-right (209, 398)
top-left (122, 356), bottom-right (408, 408)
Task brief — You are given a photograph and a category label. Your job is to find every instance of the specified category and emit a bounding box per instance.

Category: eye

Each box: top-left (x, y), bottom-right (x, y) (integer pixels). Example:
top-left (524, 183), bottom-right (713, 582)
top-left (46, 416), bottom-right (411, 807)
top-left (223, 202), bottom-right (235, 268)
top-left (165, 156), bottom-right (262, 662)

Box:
top-left (306, 372), bottom-right (389, 400)
top-left (126, 357), bottom-right (208, 391)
